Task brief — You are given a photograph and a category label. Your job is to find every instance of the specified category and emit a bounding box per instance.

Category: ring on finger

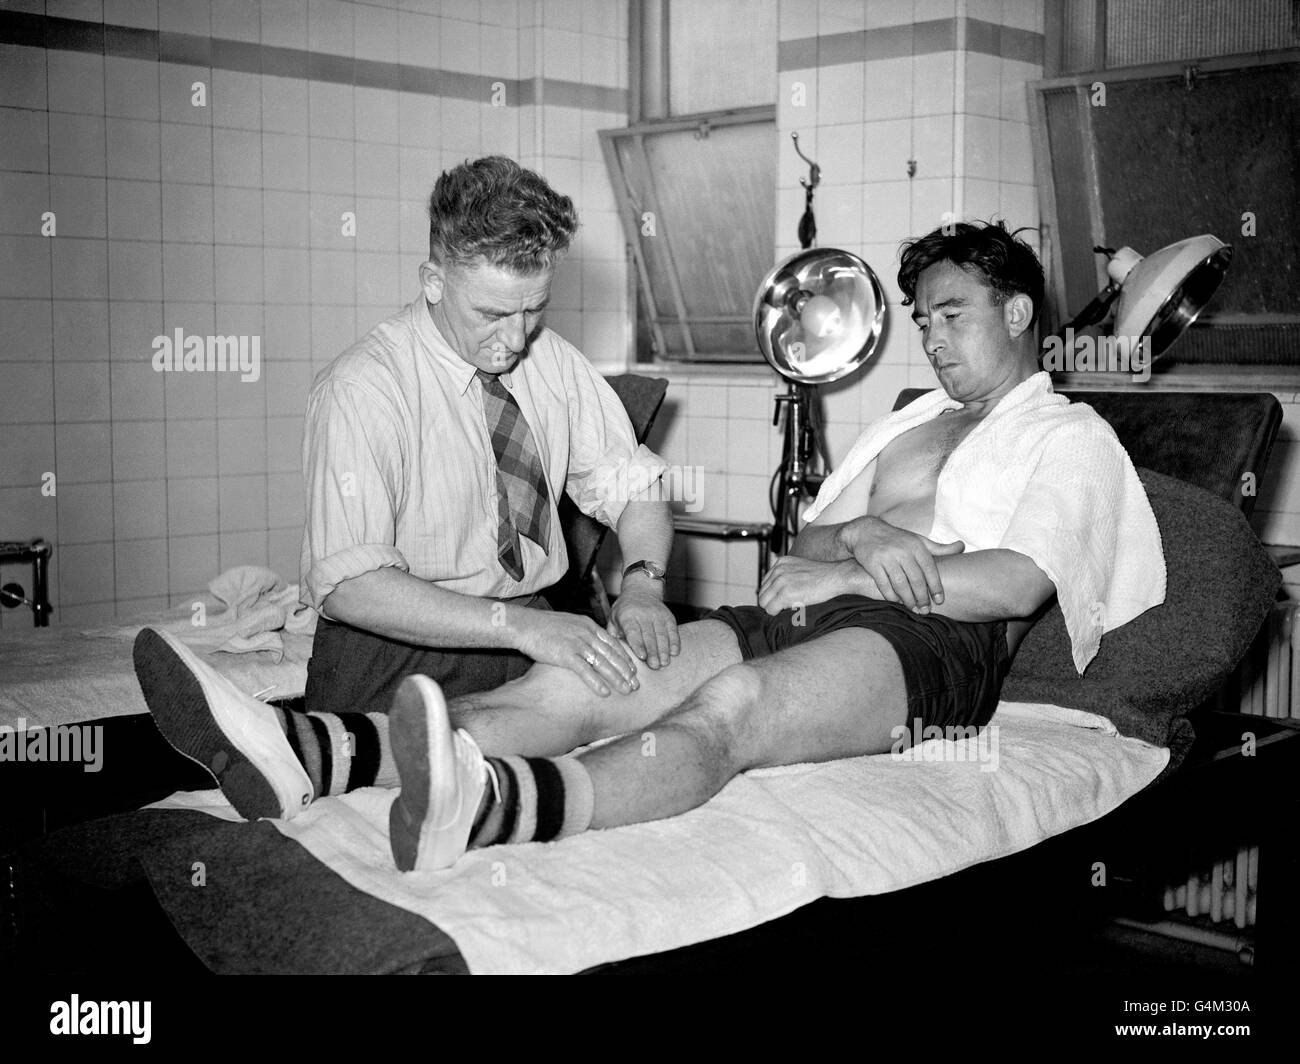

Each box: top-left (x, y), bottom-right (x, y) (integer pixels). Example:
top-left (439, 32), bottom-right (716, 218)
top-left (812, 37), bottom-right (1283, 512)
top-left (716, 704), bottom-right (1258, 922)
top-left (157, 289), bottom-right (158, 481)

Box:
top-left (583, 651), bottom-right (598, 667)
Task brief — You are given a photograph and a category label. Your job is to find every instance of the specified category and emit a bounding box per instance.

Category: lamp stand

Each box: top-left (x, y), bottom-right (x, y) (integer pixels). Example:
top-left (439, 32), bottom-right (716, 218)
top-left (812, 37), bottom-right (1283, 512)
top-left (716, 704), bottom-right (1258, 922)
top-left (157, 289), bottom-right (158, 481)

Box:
top-left (770, 381), bottom-right (829, 557)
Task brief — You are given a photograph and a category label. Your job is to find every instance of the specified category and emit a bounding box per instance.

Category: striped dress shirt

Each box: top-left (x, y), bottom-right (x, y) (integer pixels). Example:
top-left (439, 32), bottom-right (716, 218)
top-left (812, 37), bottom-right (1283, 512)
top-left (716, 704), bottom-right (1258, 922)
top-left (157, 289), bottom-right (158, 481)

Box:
top-left (299, 297), bottom-right (667, 610)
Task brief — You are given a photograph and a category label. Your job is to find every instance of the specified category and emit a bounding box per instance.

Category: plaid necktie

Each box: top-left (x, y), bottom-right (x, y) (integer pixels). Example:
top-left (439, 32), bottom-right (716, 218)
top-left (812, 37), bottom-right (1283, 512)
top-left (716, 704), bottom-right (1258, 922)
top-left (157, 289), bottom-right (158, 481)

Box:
top-left (477, 370), bottom-right (552, 581)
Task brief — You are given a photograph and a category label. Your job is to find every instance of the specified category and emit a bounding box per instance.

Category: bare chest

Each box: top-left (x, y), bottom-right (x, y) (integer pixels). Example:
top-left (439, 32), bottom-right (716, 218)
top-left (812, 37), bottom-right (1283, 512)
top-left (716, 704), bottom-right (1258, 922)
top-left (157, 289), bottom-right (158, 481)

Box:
top-left (878, 412), bottom-right (980, 484)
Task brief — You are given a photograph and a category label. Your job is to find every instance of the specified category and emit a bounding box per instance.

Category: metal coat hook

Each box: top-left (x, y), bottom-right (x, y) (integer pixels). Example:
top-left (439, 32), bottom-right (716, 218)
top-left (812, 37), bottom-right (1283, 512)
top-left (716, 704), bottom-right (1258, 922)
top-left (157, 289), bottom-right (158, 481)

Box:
top-left (792, 131), bottom-right (820, 190)
top-left (790, 133), bottom-right (820, 251)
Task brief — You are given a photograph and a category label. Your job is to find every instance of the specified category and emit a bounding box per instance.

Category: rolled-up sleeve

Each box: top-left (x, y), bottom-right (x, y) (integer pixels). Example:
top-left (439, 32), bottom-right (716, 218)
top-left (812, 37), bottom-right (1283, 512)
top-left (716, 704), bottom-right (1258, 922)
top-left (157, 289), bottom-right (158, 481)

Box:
top-left (301, 376), bottom-right (410, 610)
top-left (562, 358), bottom-right (669, 529)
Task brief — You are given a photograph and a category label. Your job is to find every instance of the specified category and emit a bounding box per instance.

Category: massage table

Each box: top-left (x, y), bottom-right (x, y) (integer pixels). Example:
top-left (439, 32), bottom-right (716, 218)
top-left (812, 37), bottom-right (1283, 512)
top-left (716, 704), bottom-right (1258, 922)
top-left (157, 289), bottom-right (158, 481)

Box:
top-left (3, 387), bottom-right (1295, 977)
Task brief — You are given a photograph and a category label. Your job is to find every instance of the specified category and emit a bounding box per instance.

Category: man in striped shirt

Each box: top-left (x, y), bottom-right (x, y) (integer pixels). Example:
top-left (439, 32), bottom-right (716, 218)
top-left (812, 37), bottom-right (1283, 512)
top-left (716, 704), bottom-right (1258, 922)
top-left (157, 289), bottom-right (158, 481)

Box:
top-left (135, 156), bottom-right (681, 816)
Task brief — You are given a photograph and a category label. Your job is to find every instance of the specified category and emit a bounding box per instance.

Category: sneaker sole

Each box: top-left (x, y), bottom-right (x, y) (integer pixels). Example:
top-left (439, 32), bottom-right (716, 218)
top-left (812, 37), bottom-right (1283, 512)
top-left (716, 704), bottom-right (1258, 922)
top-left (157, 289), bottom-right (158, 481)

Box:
top-left (133, 627), bottom-right (306, 820)
top-left (388, 676), bottom-right (434, 871)
top-left (389, 674), bottom-right (470, 872)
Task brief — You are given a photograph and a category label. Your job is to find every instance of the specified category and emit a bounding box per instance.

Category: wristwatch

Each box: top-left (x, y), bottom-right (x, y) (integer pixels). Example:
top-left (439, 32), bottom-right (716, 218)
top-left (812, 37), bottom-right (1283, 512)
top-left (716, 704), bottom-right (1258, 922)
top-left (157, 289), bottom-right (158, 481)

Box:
top-left (623, 560), bottom-right (666, 582)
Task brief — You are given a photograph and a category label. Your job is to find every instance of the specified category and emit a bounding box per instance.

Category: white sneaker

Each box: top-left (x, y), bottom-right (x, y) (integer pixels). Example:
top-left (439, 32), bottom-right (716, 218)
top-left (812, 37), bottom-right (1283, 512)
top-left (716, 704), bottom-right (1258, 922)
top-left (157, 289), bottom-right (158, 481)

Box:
top-left (388, 674), bottom-right (498, 872)
top-left (133, 627), bottom-right (314, 820)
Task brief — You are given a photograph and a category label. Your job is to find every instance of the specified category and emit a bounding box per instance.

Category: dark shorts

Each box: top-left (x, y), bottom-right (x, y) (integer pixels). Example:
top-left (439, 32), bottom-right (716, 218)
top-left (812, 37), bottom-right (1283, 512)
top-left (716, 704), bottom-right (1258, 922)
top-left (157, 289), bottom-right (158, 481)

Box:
top-left (703, 595), bottom-right (1010, 734)
top-left (303, 593), bottom-right (548, 717)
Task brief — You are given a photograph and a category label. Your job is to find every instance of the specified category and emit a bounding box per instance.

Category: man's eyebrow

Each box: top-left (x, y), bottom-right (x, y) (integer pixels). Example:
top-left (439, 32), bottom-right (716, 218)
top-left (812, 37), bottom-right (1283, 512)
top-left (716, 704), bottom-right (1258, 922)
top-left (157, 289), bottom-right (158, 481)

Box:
top-left (911, 296), bottom-right (969, 321)
top-left (475, 299), bottom-right (550, 316)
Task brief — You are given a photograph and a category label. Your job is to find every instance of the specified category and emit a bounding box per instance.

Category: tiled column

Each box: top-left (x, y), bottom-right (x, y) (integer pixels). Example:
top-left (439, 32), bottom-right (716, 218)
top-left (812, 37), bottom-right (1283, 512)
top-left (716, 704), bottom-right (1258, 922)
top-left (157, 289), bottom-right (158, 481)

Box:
top-left (776, 0), bottom-right (1045, 439)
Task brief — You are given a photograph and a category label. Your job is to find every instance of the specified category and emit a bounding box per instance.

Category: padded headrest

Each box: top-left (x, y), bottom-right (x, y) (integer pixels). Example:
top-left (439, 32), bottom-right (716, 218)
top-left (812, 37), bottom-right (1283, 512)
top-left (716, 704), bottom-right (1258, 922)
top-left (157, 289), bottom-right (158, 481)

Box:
top-left (1001, 468), bottom-right (1280, 771)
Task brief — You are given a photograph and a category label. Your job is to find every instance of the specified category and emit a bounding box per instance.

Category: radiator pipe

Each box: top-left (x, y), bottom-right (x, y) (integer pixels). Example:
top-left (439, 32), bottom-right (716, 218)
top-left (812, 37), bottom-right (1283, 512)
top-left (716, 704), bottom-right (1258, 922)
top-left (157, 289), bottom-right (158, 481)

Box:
top-left (1112, 916), bottom-right (1254, 965)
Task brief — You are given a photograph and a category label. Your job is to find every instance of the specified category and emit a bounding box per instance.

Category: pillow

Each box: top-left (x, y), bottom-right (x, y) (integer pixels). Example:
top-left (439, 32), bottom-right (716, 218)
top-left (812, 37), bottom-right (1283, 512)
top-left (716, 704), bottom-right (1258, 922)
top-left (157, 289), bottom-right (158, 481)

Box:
top-left (1001, 468), bottom-right (1280, 771)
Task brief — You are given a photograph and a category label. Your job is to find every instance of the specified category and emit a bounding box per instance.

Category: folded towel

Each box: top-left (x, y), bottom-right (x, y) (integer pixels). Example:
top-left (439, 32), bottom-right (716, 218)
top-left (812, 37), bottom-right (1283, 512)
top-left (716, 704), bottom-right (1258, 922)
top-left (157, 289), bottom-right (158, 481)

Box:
top-left (95, 566), bottom-right (318, 664)
top-left (204, 566), bottom-right (317, 660)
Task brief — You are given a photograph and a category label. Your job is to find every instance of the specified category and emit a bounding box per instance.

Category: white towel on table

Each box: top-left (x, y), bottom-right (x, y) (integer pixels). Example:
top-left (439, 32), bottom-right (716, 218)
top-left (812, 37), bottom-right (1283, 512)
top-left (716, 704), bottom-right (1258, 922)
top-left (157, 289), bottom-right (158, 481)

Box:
top-left (151, 701), bottom-right (1169, 975)
top-left (122, 566), bottom-right (316, 663)
top-left (805, 371), bottom-right (1166, 674)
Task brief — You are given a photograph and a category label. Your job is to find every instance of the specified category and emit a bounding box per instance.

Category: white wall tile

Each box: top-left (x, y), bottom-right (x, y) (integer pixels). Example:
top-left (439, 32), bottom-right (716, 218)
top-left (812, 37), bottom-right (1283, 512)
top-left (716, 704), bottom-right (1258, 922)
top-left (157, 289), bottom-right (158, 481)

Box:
top-left (161, 122), bottom-right (214, 184)
top-left (962, 113), bottom-right (1000, 180)
top-left (261, 0), bottom-right (309, 49)
top-left (964, 49), bottom-right (1001, 117)
top-left (211, 128), bottom-right (262, 186)
top-left (49, 112), bottom-right (107, 176)
top-left (47, 51), bottom-right (105, 116)
top-left (779, 0), bottom-right (819, 40)
top-left (159, 65), bottom-right (213, 127)
top-left (816, 62), bottom-right (865, 127)
top-left (211, 0), bottom-right (262, 43)
top-left (0, 181), bottom-right (50, 250)
top-left (0, 45), bottom-right (46, 111)
top-left (818, 120), bottom-right (865, 186)
top-left (861, 179), bottom-right (911, 245)
top-left (911, 51), bottom-right (955, 117)
top-left (998, 118), bottom-right (1033, 183)
top-left (865, 0), bottom-right (914, 29)
top-left (105, 56), bottom-right (160, 121)
top-left (353, 5), bottom-right (398, 60)
top-left (211, 69), bottom-right (262, 130)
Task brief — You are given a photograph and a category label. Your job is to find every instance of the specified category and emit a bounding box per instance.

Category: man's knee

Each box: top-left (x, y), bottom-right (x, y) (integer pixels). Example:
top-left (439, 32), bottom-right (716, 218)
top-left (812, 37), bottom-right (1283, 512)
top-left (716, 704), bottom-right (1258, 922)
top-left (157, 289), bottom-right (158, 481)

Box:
top-left (662, 662), bottom-right (764, 772)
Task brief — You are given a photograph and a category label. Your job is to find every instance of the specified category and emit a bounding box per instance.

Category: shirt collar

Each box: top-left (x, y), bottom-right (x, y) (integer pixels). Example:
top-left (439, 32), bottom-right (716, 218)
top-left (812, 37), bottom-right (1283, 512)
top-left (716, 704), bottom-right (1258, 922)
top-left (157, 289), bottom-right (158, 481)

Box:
top-left (409, 297), bottom-right (516, 396)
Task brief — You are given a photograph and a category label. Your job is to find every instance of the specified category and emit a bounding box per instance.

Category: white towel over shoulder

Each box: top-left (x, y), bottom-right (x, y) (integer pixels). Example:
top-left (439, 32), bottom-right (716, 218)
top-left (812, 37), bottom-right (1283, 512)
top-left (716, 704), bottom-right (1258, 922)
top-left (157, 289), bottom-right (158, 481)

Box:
top-left (805, 371), bottom-right (1165, 674)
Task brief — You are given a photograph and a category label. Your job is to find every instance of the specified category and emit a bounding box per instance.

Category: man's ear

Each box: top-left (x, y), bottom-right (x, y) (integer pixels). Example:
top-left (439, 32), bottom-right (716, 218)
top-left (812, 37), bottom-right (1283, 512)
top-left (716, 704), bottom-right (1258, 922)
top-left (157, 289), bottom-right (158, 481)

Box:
top-left (1003, 293), bottom-right (1034, 338)
top-left (419, 259), bottom-right (446, 304)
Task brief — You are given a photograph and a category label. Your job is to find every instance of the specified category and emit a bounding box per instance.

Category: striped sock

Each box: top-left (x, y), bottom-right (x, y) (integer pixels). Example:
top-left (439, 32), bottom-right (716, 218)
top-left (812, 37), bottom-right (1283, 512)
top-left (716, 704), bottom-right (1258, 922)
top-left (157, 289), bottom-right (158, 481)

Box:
top-left (469, 755), bottom-right (594, 848)
top-left (271, 706), bottom-right (398, 797)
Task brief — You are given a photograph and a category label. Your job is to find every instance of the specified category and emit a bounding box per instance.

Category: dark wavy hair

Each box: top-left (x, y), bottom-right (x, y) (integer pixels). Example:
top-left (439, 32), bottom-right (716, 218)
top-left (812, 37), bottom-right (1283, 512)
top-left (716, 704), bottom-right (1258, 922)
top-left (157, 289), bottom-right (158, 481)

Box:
top-left (898, 220), bottom-right (1045, 326)
top-left (428, 156), bottom-right (579, 273)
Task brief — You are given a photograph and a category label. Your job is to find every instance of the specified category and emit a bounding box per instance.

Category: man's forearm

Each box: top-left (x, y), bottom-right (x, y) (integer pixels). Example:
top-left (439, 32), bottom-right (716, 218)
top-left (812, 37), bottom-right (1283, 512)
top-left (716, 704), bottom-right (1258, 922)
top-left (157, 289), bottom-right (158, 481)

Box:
top-left (615, 499), bottom-right (673, 590)
top-left (322, 567), bottom-right (527, 649)
top-left (790, 521), bottom-right (853, 561)
top-left (906, 551), bottom-right (1052, 622)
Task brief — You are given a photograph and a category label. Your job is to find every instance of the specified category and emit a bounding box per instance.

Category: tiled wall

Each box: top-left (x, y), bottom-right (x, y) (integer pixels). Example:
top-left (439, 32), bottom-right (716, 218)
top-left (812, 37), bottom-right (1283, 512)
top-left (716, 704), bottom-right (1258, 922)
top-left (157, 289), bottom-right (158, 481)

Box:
top-left (0, 0), bottom-right (628, 627)
top-left (4, 0), bottom-right (1296, 628)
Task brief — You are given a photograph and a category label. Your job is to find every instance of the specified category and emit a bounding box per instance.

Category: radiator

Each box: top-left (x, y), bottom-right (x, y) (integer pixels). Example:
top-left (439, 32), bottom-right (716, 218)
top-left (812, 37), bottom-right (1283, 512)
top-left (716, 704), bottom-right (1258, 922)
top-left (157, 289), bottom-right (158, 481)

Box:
top-left (1144, 601), bottom-right (1299, 955)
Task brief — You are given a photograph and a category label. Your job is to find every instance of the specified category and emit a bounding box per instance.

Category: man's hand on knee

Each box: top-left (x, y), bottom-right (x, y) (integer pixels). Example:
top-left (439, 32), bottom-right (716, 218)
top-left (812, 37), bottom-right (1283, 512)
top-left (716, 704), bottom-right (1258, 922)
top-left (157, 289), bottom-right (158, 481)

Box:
top-left (509, 607), bottom-right (641, 696)
top-left (608, 591), bottom-right (681, 670)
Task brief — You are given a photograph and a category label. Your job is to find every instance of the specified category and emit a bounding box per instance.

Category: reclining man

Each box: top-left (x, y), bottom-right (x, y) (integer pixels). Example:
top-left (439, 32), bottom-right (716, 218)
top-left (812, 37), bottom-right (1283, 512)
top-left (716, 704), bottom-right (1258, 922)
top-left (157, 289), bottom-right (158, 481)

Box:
top-left (135, 221), bottom-right (1166, 873)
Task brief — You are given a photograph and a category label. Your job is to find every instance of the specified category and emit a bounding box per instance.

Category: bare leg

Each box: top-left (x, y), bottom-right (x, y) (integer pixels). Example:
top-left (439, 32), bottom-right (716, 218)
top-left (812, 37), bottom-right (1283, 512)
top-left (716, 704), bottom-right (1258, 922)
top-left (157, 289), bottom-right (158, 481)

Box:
top-left (579, 629), bottom-right (908, 829)
top-left (446, 619), bottom-right (742, 757)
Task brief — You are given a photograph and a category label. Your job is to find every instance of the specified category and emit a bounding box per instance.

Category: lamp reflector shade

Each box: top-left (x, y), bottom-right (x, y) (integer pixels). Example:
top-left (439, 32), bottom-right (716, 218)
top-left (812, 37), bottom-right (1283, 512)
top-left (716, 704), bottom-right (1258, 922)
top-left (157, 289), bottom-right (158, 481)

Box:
top-left (1112, 235), bottom-right (1232, 360)
top-left (753, 248), bottom-right (886, 384)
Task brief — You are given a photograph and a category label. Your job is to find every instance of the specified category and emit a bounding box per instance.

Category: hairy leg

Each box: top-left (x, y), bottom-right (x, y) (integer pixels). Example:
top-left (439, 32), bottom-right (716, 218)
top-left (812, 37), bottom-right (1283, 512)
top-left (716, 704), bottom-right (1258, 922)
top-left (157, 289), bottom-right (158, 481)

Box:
top-left (447, 619), bottom-right (743, 757)
top-left (579, 628), bottom-right (908, 829)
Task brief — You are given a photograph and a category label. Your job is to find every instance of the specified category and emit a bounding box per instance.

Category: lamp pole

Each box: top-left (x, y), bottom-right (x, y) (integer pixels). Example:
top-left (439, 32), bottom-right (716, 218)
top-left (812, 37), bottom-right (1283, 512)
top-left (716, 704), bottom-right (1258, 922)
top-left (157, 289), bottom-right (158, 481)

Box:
top-left (770, 134), bottom-right (830, 557)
